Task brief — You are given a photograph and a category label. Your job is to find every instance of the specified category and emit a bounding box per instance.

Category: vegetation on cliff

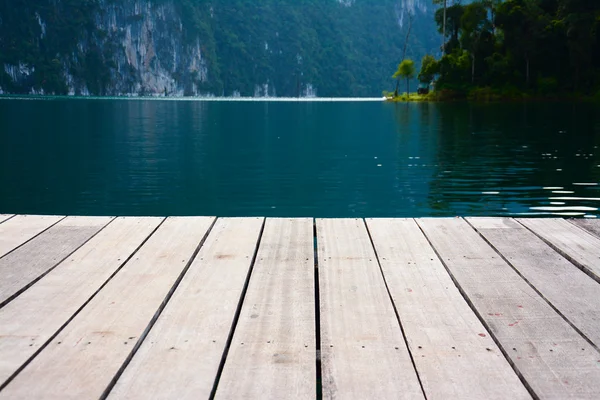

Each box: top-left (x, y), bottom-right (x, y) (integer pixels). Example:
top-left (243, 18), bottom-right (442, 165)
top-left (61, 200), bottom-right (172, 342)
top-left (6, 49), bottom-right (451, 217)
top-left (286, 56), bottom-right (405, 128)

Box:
top-left (0, 0), bottom-right (439, 97)
top-left (391, 0), bottom-right (600, 101)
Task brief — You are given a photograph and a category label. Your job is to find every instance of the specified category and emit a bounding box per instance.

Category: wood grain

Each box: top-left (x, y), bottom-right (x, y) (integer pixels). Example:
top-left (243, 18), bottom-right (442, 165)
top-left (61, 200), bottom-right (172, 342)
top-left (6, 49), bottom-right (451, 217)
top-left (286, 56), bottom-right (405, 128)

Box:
top-left (469, 217), bottom-right (600, 348)
top-left (570, 219), bottom-right (600, 239)
top-left (419, 218), bottom-right (600, 400)
top-left (0, 215), bottom-right (64, 257)
top-left (109, 218), bottom-right (263, 400)
top-left (518, 218), bottom-right (600, 282)
top-left (215, 218), bottom-right (315, 400)
top-left (0, 217), bottom-right (214, 399)
top-left (0, 217), bottom-right (162, 386)
top-left (0, 216), bottom-right (113, 306)
top-left (318, 218), bottom-right (424, 400)
top-left (367, 218), bottom-right (530, 400)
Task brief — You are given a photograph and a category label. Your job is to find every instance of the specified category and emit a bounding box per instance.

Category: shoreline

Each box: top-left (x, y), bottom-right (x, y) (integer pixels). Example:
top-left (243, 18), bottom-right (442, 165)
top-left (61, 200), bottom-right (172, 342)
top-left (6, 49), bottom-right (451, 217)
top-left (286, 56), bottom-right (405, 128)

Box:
top-left (385, 93), bottom-right (600, 103)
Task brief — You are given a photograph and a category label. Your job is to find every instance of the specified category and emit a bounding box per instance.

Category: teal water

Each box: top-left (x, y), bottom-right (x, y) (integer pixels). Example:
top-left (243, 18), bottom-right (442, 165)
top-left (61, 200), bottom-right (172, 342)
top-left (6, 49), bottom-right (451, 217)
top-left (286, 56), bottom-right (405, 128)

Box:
top-left (1, 97), bottom-right (599, 218)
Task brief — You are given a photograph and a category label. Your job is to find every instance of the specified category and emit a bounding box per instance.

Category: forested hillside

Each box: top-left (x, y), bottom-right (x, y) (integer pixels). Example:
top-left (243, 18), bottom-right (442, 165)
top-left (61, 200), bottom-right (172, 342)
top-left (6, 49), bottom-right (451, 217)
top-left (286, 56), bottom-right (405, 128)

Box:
top-left (0, 0), bottom-right (441, 97)
top-left (419, 0), bottom-right (600, 98)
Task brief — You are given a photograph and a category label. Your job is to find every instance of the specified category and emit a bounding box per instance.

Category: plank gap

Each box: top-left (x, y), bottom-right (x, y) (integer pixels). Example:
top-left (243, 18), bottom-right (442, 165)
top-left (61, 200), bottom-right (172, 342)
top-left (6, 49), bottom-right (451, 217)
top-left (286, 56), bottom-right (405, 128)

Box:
top-left (466, 218), bottom-right (600, 353)
top-left (207, 218), bottom-right (266, 400)
top-left (0, 215), bottom-right (15, 225)
top-left (0, 217), bottom-right (116, 309)
top-left (364, 218), bottom-right (427, 400)
top-left (0, 215), bottom-right (66, 259)
top-left (517, 219), bottom-right (600, 284)
top-left (100, 217), bottom-right (218, 400)
top-left (415, 219), bottom-right (540, 400)
top-left (0, 217), bottom-right (167, 392)
top-left (569, 219), bottom-right (600, 239)
top-left (313, 218), bottom-right (323, 400)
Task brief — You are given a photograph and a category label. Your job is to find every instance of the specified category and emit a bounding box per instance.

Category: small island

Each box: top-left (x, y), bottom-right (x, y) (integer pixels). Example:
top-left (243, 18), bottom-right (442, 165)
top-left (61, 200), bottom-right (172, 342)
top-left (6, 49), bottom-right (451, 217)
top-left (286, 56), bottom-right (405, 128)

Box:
top-left (387, 0), bottom-right (600, 102)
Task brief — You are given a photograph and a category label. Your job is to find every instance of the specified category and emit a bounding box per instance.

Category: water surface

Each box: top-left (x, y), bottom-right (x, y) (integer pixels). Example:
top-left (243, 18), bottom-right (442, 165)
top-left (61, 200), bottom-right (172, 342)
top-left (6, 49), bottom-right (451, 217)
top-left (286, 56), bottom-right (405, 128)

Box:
top-left (1, 98), bottom-right (599, 217)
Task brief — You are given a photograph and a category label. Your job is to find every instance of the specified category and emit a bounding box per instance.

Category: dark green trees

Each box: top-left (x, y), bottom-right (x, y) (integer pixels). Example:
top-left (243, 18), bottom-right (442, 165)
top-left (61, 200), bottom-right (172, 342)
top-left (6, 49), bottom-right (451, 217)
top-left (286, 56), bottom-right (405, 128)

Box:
top-left (424, 0), bottom-right (600, 97)
top-left (418, 55), bottom-right (438, 86)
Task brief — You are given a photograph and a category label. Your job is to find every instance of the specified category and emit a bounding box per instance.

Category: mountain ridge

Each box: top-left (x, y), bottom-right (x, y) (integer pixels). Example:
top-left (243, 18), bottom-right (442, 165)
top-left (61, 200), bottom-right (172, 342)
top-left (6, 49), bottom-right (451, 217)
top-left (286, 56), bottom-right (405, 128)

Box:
top-left (0, 0), bottom-right (440, 97)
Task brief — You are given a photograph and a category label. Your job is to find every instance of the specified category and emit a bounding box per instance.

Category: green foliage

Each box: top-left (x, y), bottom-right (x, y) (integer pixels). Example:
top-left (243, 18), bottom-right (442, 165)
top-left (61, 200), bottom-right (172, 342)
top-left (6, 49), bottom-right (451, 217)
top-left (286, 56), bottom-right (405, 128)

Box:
top-left (394, 59), bottom-right (416, 80)
top-left (0, 0), bottom-right (441, 96)
top-left (388, 91), bottom-right (438, 102)
top-left (422, 0), bottom-right (600, 99)
top-left (394, 59), bottom-right (416, 97)
top-left (418, 54), bottom-right (438, 84)
top-left (435, 4), bottom-right (465, 53)
top-left (0, 0), bottom-right (104, 94)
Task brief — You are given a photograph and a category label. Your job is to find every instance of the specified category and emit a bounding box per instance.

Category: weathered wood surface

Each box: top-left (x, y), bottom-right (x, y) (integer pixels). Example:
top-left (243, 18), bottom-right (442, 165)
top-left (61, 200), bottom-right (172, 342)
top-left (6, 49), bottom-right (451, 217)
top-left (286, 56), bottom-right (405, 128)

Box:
top-left (0, 216), bottom-right (113, 307)
top-left (570, 219), bottom-right (600, 239)
top-left (109, 218), bottom-right (264, 400)
top-left (0, 215), bottom-right (64, 258)
top-left (518, 218), bottom-right (600, 282)
top-left (318, 218), bottom-right (424, 400)
top-left (366, 218), bottom-right (530, 400)
top-left (0, 217), bottom-right (162, 387)
top-left (0, 217), bottom-right (214, 399)
top-left (0, 215), bottom-right (13, 224)
top-left (215, 218), bottom-right (315, 400)
top-left (469, 217), bottom-right (600, 348)
top-left (418, 218), bottom-right (600, 400)
top-left (1, 215), bottom-right (600, 399)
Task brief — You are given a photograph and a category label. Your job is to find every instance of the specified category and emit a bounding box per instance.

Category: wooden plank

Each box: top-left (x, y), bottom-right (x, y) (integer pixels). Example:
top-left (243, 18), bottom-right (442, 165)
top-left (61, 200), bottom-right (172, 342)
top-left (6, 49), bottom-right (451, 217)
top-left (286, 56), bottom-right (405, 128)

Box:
top-left (0, 215), bottom-right (13, 224)
top-left (366, 218), bottom-right (530, 400)
top-left (518, 218), bottom-right (600, 282)
top-left (0, 216), bottom-right (113, 306)
top-left (0, 217), bottom-right (214, 399)
top-left (214, 218), bottom-right (315, 400)
top-left (0, 215), bottom-right (64, 257)
top-left (0, 217), bottom-right (163, 386)
top-left (570, 219), bottom-right (600, 239)
top-left (418, 218), bottom-right (600, 400)
top-left (317, 218), bottom-right (424, 400)
top-left (109, 217), bottom-right (264, 400)
top-left (469, 217), bottom-right (600, 348)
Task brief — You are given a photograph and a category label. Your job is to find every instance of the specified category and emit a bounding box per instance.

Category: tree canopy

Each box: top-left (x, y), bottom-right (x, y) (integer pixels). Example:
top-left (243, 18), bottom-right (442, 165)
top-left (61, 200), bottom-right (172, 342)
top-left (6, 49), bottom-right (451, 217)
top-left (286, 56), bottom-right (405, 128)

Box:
top-left (394, 59), bottom-right (416, 96)
top-left (419, 0), bottom-right (600, 98)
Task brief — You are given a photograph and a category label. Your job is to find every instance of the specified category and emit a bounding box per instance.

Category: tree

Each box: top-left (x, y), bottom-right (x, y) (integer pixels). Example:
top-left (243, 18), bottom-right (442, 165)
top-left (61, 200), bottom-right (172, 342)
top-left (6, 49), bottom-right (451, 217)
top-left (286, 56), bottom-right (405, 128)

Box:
top-left (435, 3), bottom-right (465, 54)
top-left (393, 59), bottom-right (416, 96)
top-left (481, 0), bottom-right (502, 34)
top-left (433, 0), bottom-right (448, 54)
top-left (461, 1), bottom-right (492, 83)
top-left (418, 54), bottom-right (438, 84)
top-left (496, 0), bottom-right (544, 88)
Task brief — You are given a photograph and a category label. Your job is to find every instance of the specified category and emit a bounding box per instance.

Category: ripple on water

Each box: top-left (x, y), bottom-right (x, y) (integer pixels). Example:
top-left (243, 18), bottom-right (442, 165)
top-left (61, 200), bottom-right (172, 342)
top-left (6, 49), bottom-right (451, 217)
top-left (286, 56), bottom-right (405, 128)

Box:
top-left (529, 206), bottom-right (598, 211)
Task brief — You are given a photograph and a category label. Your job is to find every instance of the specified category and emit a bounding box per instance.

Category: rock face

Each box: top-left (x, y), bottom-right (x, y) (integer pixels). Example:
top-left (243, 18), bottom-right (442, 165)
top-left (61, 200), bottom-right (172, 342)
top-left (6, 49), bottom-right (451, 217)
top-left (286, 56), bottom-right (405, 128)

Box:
top-left (0, 0), bottom-right (440, 97)
top-left (92, 0), bottom-right (208, 96)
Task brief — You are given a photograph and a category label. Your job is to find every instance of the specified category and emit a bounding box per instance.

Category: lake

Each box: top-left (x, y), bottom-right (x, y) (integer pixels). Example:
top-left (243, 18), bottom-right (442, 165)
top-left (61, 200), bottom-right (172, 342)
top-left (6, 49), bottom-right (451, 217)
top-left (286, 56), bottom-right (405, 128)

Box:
top-left (0, 97), bottom-right (599, 218)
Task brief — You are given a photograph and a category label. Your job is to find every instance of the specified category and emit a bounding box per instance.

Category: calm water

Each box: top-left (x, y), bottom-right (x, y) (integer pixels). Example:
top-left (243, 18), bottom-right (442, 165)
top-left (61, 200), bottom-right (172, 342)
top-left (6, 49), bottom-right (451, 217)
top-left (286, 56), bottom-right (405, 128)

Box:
top-left (1, 97), bottom-right (599, 218)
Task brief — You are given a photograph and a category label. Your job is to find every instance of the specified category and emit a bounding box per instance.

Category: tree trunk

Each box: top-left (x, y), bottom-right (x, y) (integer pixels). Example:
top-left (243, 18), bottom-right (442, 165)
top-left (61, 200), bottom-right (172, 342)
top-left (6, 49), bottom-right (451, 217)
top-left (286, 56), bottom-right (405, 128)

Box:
top-left (402, 13), bottom-right (413, 61)
top-left (472, 55), bottom-right (475, 84)
top-left (406, 77), bottom-right (410, 98)
top-left (442, 0), bottom-right (447, 54)
top-left (395, 80), bottom-right (399, 97)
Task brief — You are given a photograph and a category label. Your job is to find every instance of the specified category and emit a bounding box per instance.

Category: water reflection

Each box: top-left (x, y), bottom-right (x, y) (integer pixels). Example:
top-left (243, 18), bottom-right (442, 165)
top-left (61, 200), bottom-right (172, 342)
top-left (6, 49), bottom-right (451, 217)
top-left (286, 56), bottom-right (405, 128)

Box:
top-left (0, 98), bottom-right (598, 217)
top-left (424, 102), bottom-right (600, 217)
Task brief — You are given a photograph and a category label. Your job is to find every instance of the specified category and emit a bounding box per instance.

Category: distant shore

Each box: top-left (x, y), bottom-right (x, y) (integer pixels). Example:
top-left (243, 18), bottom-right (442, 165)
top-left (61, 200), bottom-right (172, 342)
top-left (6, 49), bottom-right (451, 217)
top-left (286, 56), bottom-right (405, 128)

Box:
top-left (385, 89), bottom-right (600, 103)
top-left (0, 94), bottom-right (386, 102)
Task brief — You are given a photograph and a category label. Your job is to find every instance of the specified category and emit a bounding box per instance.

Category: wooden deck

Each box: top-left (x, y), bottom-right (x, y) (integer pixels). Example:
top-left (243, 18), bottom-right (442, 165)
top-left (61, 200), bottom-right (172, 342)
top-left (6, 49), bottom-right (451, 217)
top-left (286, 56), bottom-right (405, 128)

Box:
top-left (0, 215), bottom-right (599, 399)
